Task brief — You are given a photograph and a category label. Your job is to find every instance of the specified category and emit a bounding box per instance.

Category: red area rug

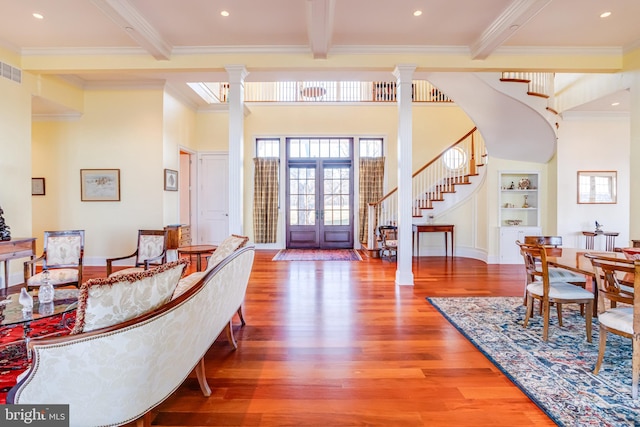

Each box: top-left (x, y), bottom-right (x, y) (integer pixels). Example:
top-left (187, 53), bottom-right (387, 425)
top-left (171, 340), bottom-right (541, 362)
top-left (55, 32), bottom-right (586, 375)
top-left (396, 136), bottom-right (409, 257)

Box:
top-left (272, 249), bottom-right (362, 261)
top-left (0, 312), bottom-right (74, 404)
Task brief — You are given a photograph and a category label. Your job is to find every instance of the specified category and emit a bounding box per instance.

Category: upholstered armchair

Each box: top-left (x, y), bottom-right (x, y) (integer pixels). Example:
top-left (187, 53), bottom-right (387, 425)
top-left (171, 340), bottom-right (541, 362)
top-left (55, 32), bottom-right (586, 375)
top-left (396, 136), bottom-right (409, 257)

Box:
top-left (106, 229), bottom-right (168, 277)
top-left (23, 230), bottom-right (85, 291)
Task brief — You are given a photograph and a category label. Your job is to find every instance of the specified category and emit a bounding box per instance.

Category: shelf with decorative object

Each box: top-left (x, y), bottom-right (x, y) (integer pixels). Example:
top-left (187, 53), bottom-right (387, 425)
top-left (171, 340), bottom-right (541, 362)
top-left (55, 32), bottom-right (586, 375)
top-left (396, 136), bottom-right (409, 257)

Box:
top-left (498, 171), bottom-right (541, 263)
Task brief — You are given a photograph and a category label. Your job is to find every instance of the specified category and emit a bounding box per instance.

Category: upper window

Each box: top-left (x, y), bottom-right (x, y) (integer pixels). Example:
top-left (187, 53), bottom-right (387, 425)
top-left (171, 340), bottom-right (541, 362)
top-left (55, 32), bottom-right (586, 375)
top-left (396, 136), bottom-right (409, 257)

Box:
top-left (359, 138), bottom-right (383, 158)
top-left (256, 138), bottom-right (280, 158)
top-left (443, 147), bottom-right (466, 170)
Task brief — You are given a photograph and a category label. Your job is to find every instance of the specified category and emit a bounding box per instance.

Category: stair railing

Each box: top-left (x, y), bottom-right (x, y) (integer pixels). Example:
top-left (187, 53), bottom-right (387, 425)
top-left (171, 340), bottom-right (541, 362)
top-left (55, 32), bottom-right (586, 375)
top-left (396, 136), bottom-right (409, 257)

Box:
top-left (500, 72), bottom-right (554, 98)
top-left (366, 127), bottom-right (485, 250)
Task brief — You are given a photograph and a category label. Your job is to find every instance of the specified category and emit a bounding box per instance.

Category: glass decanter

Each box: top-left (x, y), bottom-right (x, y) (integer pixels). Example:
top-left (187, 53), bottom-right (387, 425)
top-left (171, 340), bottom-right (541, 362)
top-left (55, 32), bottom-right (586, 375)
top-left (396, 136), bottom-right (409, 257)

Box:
top-left (19, 287), bottom-right (33, 317)
top-left (38, 269), bottom-right (55, 304)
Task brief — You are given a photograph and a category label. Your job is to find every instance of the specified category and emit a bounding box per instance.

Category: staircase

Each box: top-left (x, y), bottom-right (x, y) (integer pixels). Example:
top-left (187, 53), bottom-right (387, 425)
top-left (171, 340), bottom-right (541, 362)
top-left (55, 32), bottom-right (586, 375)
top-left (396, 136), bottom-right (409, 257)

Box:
top-left (365, 128), bottom-right (487, 254)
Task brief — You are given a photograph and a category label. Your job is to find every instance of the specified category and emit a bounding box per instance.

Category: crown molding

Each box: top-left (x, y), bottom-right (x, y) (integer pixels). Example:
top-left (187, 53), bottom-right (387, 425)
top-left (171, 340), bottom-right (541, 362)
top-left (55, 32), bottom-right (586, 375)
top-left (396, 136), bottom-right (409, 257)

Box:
top-left (493, 46), bottom-right (623, 56)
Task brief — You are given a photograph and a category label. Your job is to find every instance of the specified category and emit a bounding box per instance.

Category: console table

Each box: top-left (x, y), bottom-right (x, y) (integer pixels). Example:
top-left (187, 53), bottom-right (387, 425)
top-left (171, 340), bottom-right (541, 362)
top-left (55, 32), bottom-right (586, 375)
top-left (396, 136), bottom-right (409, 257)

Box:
top-left (0, 238), bottom-right (36, 289)
top-left (412, 224), bottom-right (454, 257)
top-left (582, 230), bottom-right (619, 251)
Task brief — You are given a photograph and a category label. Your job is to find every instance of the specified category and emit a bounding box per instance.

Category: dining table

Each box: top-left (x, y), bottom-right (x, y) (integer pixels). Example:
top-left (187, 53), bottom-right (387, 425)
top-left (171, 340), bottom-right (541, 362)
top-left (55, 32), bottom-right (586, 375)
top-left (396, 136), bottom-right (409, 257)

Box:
top-left (543, 247), bottom-right (628, 316)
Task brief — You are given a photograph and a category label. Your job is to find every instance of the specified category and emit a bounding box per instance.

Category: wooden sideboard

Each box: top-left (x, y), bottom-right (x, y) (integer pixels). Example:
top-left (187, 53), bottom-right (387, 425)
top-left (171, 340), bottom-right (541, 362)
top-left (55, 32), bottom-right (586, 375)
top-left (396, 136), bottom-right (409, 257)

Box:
top-left (165, 225), bottom-right (192, 250)
top-left (0, 237), bottom-right (36, 289)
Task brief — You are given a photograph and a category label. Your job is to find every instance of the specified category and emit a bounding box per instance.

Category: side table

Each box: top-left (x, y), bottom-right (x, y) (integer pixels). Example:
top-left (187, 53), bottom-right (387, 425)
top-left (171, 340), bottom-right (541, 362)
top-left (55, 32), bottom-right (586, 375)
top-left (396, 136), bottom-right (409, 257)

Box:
top-left (178, 245), bottom-right (217, 271)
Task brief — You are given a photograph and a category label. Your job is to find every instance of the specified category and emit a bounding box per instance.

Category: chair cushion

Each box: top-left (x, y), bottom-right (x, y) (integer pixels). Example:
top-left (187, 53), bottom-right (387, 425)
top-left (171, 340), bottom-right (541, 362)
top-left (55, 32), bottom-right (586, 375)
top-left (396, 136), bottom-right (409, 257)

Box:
top-left (526, 281), bottom-right (594, 300)
top-left (599, 307), bottom-right (633, 334)
top-left (547, 267), bottom-right (587, 283)
top-left (71, 259), bottom-right (188, 334)
top-left (385, 240), bottom-right (398, 248)
top-left (171, 271), bottom-right (206, 300)
top-left (27, 269), bottom-right (79, 287)
top-left (205, 235), bottom-right (249, 271)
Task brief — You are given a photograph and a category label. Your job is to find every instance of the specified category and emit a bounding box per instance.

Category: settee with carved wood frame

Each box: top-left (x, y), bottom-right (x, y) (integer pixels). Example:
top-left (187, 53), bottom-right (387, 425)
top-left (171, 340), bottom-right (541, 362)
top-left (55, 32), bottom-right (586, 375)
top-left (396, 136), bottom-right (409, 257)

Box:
top-left (8, 245), bottom-right (255, 427)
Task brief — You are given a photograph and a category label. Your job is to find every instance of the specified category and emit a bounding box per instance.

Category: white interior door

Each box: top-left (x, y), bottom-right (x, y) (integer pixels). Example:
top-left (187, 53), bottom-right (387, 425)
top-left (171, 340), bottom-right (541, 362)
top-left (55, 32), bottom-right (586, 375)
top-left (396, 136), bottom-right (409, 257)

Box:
top-left (198, 153), bottom-right (229, 245)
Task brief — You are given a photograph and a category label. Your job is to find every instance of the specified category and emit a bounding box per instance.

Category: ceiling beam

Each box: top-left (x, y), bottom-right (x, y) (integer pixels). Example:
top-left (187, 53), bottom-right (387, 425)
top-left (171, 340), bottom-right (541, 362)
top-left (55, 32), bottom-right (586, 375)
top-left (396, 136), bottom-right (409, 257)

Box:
top-left (91, 0), bottom-right (172, 60)
top-left (306, 0), bottom-right (335, 59)
top-left (470, 0), bottom-right (552, 60)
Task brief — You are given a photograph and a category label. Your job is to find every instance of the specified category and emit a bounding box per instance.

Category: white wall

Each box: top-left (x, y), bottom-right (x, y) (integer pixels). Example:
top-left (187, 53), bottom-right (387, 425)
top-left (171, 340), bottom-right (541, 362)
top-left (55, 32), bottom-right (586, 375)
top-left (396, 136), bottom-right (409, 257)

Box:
top-left (557, 113), bottom-right (631, 249)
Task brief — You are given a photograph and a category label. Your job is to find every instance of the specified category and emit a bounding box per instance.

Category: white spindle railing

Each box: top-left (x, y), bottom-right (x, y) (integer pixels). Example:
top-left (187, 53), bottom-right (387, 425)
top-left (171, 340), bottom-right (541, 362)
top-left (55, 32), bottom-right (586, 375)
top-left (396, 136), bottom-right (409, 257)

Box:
top-left (501, 72), bottom-right (554, 97)
top-left (367, 128), bottom-right (485, 250)
top-left (217, 81), bottom-right (453, 103)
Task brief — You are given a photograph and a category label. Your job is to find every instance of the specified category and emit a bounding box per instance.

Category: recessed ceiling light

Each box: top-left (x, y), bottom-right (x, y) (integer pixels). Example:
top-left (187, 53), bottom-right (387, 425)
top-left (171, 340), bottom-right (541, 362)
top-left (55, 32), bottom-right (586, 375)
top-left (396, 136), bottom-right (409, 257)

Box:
top-left (600, 11), bottom-right (612, 18)
top-left (220, 10), bottom-right (229, 17)
top-left (32, 12), bottom-right (44, 19)
top-left (611, 102), bottom-right (620, 106)
top-left (413, 10), bottom-right (422, 17)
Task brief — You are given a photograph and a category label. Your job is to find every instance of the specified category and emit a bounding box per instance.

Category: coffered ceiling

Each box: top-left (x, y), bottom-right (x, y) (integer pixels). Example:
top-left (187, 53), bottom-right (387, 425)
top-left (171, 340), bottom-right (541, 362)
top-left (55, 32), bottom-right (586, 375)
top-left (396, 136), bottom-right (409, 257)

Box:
top-left (1, 0), bottom-right (638, 112)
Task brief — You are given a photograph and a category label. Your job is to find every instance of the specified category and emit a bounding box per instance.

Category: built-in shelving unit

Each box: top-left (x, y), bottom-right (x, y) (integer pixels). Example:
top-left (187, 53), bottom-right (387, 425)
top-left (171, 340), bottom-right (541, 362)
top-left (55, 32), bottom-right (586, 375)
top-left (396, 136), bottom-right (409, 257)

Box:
top-left (499, 171), bottom-right (541, 263)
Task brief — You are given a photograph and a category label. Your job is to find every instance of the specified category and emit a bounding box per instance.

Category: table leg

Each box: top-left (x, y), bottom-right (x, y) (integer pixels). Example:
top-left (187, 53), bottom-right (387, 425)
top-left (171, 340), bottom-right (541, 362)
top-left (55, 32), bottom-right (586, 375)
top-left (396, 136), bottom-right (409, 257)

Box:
top-left (451, 228), bottom-right (454, 257)
top-left (444, 233), bottom-right (447, 257)
top-left (416, 232), bottom-right (420, 257)
top-left (196, 254), bottom-right (202, 271)
top-left (2, 260), bottom-right (7, 290)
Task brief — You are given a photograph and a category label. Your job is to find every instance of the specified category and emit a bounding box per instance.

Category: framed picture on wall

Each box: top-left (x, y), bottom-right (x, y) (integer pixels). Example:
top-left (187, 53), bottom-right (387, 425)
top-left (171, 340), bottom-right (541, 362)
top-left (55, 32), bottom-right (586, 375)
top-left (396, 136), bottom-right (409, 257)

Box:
top-left (81, 169), bottom-right (121, 201)
top-left (31, 177), bottom-right (45, 196)
top-left (164, 169), bottom-right (178, 191)
top-left (577, 170), bottom-right (617, 204)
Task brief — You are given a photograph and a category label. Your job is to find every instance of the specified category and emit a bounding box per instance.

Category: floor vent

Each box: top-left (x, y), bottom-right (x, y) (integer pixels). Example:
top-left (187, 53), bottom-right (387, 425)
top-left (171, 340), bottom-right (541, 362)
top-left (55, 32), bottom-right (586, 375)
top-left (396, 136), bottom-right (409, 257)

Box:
top-left (1, 61), bottom-right (22, 84)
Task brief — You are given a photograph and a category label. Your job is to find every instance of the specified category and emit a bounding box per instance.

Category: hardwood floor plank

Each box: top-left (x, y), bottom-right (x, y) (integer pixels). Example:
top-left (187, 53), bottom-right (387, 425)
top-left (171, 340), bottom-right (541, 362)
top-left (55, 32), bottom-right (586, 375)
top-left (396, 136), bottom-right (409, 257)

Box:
top-left (8, 250), bottom-right (551, 426)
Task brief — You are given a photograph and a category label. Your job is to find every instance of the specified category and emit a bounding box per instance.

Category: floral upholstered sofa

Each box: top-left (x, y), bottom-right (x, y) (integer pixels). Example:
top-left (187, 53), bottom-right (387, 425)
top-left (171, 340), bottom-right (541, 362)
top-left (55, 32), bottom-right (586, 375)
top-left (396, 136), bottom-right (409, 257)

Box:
top-left (8, 239), bottom-right (254, 427)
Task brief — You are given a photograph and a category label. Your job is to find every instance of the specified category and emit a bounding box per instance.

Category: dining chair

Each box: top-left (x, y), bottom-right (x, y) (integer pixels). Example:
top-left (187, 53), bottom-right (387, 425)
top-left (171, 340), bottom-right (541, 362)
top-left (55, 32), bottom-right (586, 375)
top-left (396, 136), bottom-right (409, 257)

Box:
top-left (584, 253), bottom-right (640, 398)
top-left (378, 225), bottom-right (397, 261)
top-left (106, 229), bottom-right (168, 277)
top-left (517, 241), bottom-right (593, 342)
top-left (23, 230), bottom-right (85, 291)
top-left (523, 236), bottom-right (588, 284)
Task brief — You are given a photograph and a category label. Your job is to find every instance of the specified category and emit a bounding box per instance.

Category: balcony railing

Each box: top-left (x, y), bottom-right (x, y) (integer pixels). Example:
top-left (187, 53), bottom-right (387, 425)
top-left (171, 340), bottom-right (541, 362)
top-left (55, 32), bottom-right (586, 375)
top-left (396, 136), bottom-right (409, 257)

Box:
top-left (209, 81), bottom-right (453, 104)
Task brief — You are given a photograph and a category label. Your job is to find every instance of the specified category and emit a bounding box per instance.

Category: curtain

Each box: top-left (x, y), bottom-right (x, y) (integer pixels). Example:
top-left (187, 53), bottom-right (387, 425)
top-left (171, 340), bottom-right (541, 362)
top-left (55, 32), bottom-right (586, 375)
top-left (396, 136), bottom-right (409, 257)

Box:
top-left (358, 157), bottom-right (385, 244)
top-left (253, 158), bottom-right (279, 243)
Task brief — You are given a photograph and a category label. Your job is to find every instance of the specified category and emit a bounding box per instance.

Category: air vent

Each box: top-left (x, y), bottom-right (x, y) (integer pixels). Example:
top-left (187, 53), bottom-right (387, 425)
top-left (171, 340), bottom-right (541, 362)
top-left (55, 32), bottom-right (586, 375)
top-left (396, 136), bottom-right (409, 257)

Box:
top-left (1, 61), bottom-right (22, 84)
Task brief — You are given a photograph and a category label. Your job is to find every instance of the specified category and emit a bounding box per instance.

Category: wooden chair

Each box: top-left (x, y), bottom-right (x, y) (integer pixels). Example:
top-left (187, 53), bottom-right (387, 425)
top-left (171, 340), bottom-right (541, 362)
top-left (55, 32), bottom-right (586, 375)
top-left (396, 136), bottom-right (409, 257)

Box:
top-left (106, 229), bottom-right (168, 276)
top-left (378, 225), bottom-right (397, 261)
top-left (517, 241), bottom-right (593, 342)
top-left (23, 230), bottom-right (85, 291)
top-left (584, 253), bottom-right (640, 398)
top-left (524, 236), bottom-right (588, 284)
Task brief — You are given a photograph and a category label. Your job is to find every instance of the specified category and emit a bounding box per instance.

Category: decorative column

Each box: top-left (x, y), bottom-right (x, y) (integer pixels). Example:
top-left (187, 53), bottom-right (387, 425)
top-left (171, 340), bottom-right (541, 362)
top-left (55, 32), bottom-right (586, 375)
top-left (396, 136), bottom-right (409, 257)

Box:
top-left (225, 65), bottom-right (249, 235)
top-left (393, 65), bottom-right (416, 286)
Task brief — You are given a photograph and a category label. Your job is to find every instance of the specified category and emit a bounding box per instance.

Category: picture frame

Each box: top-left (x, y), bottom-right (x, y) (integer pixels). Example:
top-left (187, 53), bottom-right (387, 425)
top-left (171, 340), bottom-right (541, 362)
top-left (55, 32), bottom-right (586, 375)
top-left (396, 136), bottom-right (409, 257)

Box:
top-left (31, 177), bottom-right (46, 196)
top-left (164, 169), bottom-right (178, 191)
top-left (577, 170), bottom-right (617, 204)
top-left (81, 169), bottom-right (121, 201)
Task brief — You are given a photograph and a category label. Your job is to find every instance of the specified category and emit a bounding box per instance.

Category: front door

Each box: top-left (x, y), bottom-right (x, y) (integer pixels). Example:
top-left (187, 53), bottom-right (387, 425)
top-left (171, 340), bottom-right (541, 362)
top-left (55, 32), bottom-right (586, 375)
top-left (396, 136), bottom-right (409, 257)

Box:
top-left (285, 138), bottom-right (354, 249)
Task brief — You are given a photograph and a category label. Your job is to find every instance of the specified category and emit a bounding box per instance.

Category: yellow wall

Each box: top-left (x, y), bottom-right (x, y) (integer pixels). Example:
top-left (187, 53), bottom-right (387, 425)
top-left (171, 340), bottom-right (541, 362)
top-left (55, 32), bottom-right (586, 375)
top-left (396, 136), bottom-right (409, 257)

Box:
top-left (0, 71), bottom-right (33, 286)
top-left (32, 89), bottom-right (167, 263)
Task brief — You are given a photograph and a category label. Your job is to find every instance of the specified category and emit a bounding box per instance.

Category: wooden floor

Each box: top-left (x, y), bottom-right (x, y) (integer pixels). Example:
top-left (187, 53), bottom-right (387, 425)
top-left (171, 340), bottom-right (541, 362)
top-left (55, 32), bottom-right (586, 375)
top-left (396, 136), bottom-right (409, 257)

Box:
top-left (10, 251), bottom-right (556, 426)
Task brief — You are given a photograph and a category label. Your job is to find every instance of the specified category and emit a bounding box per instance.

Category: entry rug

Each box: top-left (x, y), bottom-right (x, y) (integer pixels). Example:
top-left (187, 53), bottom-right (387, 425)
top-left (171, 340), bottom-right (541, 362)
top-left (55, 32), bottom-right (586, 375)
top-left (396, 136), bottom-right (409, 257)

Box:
top-left (0, 312), bottom-right (74, 404)
top-left (427, 296), bottom-right (640, 427)
top-left (273, 249), bottom-right (362, 261)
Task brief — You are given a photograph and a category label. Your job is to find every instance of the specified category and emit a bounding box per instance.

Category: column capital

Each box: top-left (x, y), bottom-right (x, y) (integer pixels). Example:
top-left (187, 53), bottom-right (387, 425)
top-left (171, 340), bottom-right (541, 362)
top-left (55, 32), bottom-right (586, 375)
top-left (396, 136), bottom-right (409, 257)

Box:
top-left (225, 65), bottom-right (249, 83)
top-left (393, 64), bottom-right (417, 82)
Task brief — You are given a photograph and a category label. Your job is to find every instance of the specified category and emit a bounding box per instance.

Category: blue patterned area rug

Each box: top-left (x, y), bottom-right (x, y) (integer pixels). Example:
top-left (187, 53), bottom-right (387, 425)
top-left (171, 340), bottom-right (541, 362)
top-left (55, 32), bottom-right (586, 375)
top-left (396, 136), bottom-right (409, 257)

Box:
top-left (427, 296), bottom-right (640, 427)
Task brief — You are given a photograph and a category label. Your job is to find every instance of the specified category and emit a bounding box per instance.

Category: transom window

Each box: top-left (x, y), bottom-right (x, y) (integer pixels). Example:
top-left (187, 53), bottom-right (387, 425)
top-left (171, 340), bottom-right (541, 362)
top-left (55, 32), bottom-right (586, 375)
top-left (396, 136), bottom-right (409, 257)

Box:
top-left (256, 138), bottom-right (280, 157)
top-left (288, 138), bottom-right (350, 158)
top-left (359, 138), bottom-right (383, 158)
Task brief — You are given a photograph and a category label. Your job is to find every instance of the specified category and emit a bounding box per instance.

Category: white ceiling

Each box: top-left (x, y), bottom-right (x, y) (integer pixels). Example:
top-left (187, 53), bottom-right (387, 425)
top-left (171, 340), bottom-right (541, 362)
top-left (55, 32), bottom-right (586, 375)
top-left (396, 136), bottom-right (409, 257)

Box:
top-left (1, 0), bottom-right (638, 113)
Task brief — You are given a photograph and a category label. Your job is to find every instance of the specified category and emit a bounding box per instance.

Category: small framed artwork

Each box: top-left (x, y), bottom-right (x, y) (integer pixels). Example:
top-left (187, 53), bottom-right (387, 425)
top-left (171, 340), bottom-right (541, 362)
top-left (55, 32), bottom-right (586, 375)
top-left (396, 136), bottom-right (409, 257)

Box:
top-left (81, 169), bottom-right (121, 201)
top-left (31, 177), bottom-right (46, 196)
top-left (577, 170), bottom-right (617, 204)
top-left (164, 169), bottom-right (178, 191)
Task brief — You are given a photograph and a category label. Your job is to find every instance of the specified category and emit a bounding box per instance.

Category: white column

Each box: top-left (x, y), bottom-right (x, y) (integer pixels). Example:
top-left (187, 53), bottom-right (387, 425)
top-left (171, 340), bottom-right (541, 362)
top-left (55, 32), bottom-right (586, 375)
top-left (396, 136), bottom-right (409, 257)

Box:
top-left (630, 71), bottom-right (640, 241)
top-left (393, 65), bottom-right (416, 286)
top-left (225, 65), bottom-right (249, 236)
